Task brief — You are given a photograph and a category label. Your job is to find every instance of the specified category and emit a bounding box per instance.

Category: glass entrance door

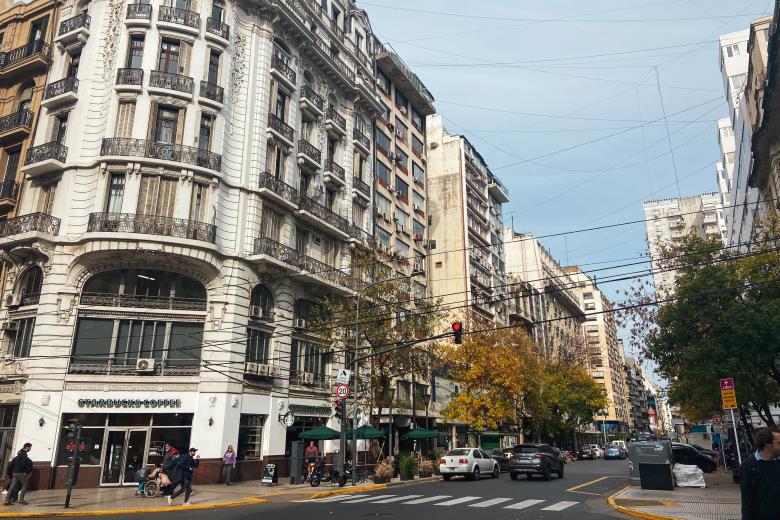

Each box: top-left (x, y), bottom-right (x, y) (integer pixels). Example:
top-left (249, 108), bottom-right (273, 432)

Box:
top-left (101, 429), bottom-right (149, 486)
top-left (101, 430), bottom-right (126, 485)
top-left (123, 430), bottom-right (147, 485)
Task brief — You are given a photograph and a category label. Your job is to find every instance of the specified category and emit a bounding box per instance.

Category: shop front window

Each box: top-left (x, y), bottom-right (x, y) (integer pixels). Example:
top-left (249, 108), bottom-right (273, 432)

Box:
top-left (237, 414), bottom-right (264, 460)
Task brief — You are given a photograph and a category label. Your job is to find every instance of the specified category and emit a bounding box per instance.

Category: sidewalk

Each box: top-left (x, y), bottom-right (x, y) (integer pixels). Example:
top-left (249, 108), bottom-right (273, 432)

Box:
top-left (0, 477), bottom-right (439, 518)
top-left (608, 470), bottom-right (740, 520)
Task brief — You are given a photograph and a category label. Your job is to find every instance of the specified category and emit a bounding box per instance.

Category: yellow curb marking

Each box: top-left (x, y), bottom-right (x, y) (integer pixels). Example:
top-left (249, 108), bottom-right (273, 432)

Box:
top-left (0, 497), bottom-right (268, 518)
top-left (566, 476), bottom-right (610, 493)
top-left (606, 486), bottom-right (683, 520)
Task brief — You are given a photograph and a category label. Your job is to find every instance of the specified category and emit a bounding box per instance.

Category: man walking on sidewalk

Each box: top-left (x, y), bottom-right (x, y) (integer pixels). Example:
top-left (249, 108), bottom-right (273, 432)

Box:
top-left (4, 443), bottom-right (32, 506)
top-left (167, 447), bottom-right (199, 507)
top-left (740, 426), bottom-right (780, 520)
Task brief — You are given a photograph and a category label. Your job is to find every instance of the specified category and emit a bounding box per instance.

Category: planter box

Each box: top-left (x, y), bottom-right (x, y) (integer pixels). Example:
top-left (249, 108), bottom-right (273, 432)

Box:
top-left (400, 473), bottom-right (414, 481)
top-left (419, 471), bottom-right (433, 478)
top-left (372, 475), bottom-right (390, 484)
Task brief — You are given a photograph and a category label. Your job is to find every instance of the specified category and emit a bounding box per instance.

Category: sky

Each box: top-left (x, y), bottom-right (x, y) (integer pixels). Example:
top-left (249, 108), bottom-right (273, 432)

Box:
top-left (365, 0), bottom-right (774, 364)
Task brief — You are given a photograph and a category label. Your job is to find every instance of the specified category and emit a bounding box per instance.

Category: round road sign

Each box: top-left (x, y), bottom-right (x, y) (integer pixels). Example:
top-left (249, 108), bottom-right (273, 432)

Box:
top-left (336, 383), bottom-right (350, 399)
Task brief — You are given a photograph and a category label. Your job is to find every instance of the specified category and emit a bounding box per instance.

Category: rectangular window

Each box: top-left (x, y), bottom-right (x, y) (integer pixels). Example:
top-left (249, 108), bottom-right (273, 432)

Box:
top-left (730, 73), bottom-right (747, 91)
top-left (412, 135), bottom-right (423, 156)
top-left (10, 318), bottom-right (35, 358)
top-left (375, 159), bottom-right (391, 184)
top-left (583, 292), bottom-right (594, 299)
top-left (395, 207), bottom-right (408, 231)
top-left (412, 162), bottom-right (424, 183)
top-left (412, 191), bottom-right (424, 211)
top-left (375, 193), bottom-right (391, 218)
top-left (158, 39), bottom-right (180, 74)
top-left (355, 153), bottom-right (366, 180)
top-left (261, 206), bottom-right (282, 241)
top-left (584, 302), bottom-right (596, 311)
top-left (376, 227), bottom-right (390, 247)
top-left (190, 182), bottom-right (206, 222)
top-left (725, 43), bottom-right (740, 57)
top-left (413, 219), bottom-right (424, 237)
top-left (267, 145), bottom-right (286, 179)
top-left (207, 49), bottom-right (220, 84)
top-left (379, 101), bottom-right (391, 121)
top-left (137, 175), bottom-right (177, 217)
top-left (275, 89), bottom-right (288, 120)
top-left (395, 89), bottom-right (408, 111)
top-left (394, 118), bottom-right (408, 142)
top-left (377, 70), bottom-right (390, 94)
top-left (375, 129), bottom-right (391, 155)
top-left (53, 114), bottom-right (68, 144)
top-left (211, 0), bottom-right (225, 22)
top-left (290, 339), bottom-right (330, 377)
top-left (352, 202), bottom-right (365, 229)
top-left (3, 150), bottom-right (20, 183)
top-left (127, 35), bottom-right (145, 69)
top-left (295, 228), bottom-right (308, 254)
top-left (395, 176), bottom-right (409, 200)
top-left (153, 107), bottom-right (179, 144)
top-left (40, 182), bottom-right (57, 214)
top-left (29, 16), bottom-right (48, 44)
top-left (198, 114), bottom-right (214, 151)
top-left (68, 52), bottom-right (81, 79)
top-left (106, 173), bottom-right (125, 213)
top-left (395, 148), bottom-right (408, 171)
top-left (245, 329), bottom-right (270, 364)
top-left (115, 101), bottom-right (136, 138)
top-left (412, 109), bottom-right (424, 132)
top-left (396, 239), bottom-right (410, 259)
top-left (237, 414), bottom-right (264, 461)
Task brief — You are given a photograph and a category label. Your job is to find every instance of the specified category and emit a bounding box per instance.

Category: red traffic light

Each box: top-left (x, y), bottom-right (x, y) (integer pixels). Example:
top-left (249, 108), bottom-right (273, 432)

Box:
top-left (452, 321), bottom-right (463, 344)
top-left (452, 322), bottom-right (461, 331)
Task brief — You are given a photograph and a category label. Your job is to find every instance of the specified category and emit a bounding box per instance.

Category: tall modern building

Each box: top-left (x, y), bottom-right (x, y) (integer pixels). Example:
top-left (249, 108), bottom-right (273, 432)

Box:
top-left (0, 0), bottom-right (384, 488)
top-left (642, 193), bottom-right (726, 296)
top-left (624, 357), bottom-right (650, 433)
top-left (425, 115), bottom-right (510, 326)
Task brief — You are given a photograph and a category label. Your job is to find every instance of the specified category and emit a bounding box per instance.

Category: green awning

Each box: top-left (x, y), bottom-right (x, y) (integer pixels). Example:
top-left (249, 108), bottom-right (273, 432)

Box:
top-left (400, 428), bottom-right (438, 440)
top-left (346, 425), bottom-right (386, 439)
top-left (298, 425), bottom-right (341, 440)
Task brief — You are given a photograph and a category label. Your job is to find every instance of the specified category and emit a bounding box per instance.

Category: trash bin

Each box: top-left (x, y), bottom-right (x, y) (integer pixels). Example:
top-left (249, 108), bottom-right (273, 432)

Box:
top-left (628, 440), bottom-right (674, 489)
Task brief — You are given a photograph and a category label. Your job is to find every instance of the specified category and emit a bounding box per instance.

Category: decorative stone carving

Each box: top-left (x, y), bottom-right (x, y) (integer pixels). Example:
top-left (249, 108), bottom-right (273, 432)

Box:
top-left (41, 393), bottom-right (51, 406)
top-left (208, 395), bottom-right (218, 407)
top-left (102, 0), bottom-right (125, 82)
top-left (0, 383), bottom-right (22, 395)
top-left (65, 383), bottom-right (199, 392)
top-left (230, 33), bottom-right (248, 99)
top-left (0, 361), bottom-right (26, 377)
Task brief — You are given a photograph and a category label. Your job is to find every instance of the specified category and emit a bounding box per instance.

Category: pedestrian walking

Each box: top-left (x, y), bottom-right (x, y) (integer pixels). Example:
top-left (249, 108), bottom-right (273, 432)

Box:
top-left (167, 448), bottom-right (199, 506)
top-left (161, 442), bottom-right (179, 495)
top-left (222, 445), bottom-right (236, 486)
top-left (740, 426), bottom-right (780, 520)
top-left (3, 443), bottom-right (32, 506)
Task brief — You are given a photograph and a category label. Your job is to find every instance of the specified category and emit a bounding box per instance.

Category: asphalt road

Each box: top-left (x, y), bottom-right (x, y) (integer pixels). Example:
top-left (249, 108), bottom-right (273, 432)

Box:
top-left (58, 459), bottom-right (630, 520)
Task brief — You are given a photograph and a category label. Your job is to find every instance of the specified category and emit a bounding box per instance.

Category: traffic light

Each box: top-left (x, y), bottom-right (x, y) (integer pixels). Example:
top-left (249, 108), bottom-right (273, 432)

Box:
top-left (65, 418), bottom-right (80, 440)
top-left (334, 399), bottom-right (343, 420)
top-left (452, 321), bottom-right (463, 344)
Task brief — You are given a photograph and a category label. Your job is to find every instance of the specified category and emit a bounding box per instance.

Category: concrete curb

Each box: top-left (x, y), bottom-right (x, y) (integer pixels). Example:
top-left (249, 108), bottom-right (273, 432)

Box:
top-left (0, 497), bottom-right (268, 518)
top-left (606, 487), bottom-right (681, 520)
top-left (308, 476), bottom-right (440, 500)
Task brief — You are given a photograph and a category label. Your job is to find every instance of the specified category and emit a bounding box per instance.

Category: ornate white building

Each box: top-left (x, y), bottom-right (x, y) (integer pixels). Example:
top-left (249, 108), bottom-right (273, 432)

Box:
top-left (0, 0), bottom-right (381, 487)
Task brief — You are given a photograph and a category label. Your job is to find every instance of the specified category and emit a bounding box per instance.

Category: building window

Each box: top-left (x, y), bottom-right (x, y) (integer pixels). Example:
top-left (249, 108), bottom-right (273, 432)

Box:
top-left (115, 101), bottom-right (136, 138)
top-left (53, 114), bottom-right (68, 144)
top-left (396, 239), bottom-right (410, 259)
top-left (729, 73), bottom-right (747, 91)
top-left (211, 0), bottom-right (225, 22)
top-left (29, 16), bottom-right (48, 44)
top-left (198, 114), bottom-right (214, 151)
top-left (68, 52), bottom-right (81, 78)
top-left (10, 318), bottom-right (35, 358)
top-left (2, 150), bottom-right (20, 184)
top-left (377, 70), bottom-right (390, 94)
top-left (106, 173), bottom-right (125, 213)
top-left (354, 153), bottom-right (366, 181)
top-left (39, 183), bottom-right (57, 215)
top-left (190, 182), bottom-right (206, 222)
top-left (395, 207), bottom-right (408, 232)
top-left (394, 118), bottom-right (408, 142)
top-left (261, 206), bottom-right (283, 241)
top-left (583, 292), bottom-right (593, 299)
top-left (376, 193), bottom-right (391, 218)
top-left (584, 302), bottom-right (596, 311)
top-left (375, 129), bottom-right (391, 155)
top-left (412, 162), bottom-right (424, 183)
top-left (352, 201), bottom-right (365, 228)
top-left (377, 227), bottom-right (390, 247)
top-left (267, 144), bottom-right (287, 179)
top-left (249, 284), bottom-right (273, 319)
top-left (725, 43), bottom-right (740, 57)
top-left (395, 148), bottom-right (408, 171)
top-left (379, 101), bottom-right (391, 121)
top-left (153, 107), bottom-right (179, 145)
top-left (137, 175), bottom-right (177, 217)
top-left (413, 219), bottom-right (424, 237)
top-left (375, 159), bottom-right (391, 185)
top-left (237, 414), bottom-right (264, 461)
top-left (207, 49), bottom-right (220, 84)
top-left (127, 35), bottom-right (144, 69)
top-left (412, 191), bottom-right (424, 212)
top-left (412, 135), bottom-right (423, 157)
top-left (395, 89), bottom-right (408, 112)
top-left (411, 109), bottom-right (424, 132)
top-left (395, 176), bottom-right (409, 200)
top-left (245, 329), bottom-right (270, 364)
top-left (290, 339), bottom-right (330, 378)
top-left (274, 89), bottom-right (288, 121)
top-left (158, 39), bottom-right (181, 74)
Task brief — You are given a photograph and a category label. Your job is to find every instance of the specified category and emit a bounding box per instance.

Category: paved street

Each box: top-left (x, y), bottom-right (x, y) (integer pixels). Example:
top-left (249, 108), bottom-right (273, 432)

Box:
top-left (51, 459), bottom-right (628, 520)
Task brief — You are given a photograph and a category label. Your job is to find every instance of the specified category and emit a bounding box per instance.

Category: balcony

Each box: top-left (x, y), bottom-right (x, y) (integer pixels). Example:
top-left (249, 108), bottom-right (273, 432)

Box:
top-left (87, 212), bottom-right (217, 244)
top-left (488, 177), bottom-right (510, 204)
top-left (352, 176), bottom-right (370, 201)
top-left (55, 13), bottom-right (91, 53)
top-left (205, 17), bottom-right (230, 45)
top-left (115, 68), bottom-right (144, 92)
top-left (271, 55), bottom-right (297, 90)
top-left (253, 236), bottom-right (303, 272)
top-left (100, 138), bottom-right (221, 173)
top-left (325, 107), bottom-right (346, 138)
top-left (324, 160), bottom-right (345, 187)
top-left (267, 113), bottom-right (295, 147)
top-left (353, 128), bottom-right (371, 154)
top-left (23, 142), bottom-right (68, 177)
top-left (125, 3), bottom-right (152, 26)
top-left (299, 85), bottom-right (324, 121)
top-left (347, 224), bottom-right (375, 249)
top-left (80, 292), bottom-right (207, 311)
top-left (297, 139), bottom-right (321, 171)
top-left (258, 171), bottom-right (299, 210)
top-left (0, 181), bottom-right (19, 212)
top-left (148, 71), bottom-right (193, 100)
top-left (68, 357), bottom-right (200, 376)
top-left (157, 6), bottom-right (201, 36)
top-left (289, 371), bottom-right (332, 392)
top-left (0, 213), bottom-right (60, 241)
top-left (0, 40), bottom-right (49, 80)
top-left (42, 77), bottom-right (79, 110)
top-left (299, 253), bottom-right (359, 292)
top-left (375, 49), bottom-right (435, 116)
top-left (198, 80), bottom-right (224, 108)
top-left (297, 195), bottom-right (349, 239)
top-left (0, 110), bottom-right (33, 144)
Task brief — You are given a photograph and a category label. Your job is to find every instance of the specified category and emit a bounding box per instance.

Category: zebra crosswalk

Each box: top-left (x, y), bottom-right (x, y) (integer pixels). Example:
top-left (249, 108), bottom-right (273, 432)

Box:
top-left (306, 493), bottom-right (580, 512)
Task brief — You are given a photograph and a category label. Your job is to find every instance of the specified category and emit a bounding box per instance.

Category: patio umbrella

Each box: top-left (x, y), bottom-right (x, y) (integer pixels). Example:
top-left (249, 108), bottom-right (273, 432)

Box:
top-left (298, 425), bottom-right (341, 440)
top-left (400, 428), bottom-right (438, 440)
top-left (347, 425), bottom-right (386, 439)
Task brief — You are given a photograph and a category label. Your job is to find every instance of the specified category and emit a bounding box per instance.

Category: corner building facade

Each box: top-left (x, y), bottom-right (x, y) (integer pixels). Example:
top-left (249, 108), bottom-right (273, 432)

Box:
top-left (0, 0), bottom-right (380, 488)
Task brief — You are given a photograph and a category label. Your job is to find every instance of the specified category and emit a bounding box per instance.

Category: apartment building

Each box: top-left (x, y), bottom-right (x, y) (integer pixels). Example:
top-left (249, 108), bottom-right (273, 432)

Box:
top-left (565, 267), bottom-right (630, 433)
top-left (715, 117), bottom-right (735, 210)
top-left (0, 0), bottom-right (383, 488)
top-left (0, 0), bottom-right (59, 479)
top-left (503, 230), bottom-right (585, 360)
top-left (642, 193), bottom-right (726, 297)
top-left (426, 115), bottom-right (510, 326)
top-left (624, 357), bottom-right (650, 433)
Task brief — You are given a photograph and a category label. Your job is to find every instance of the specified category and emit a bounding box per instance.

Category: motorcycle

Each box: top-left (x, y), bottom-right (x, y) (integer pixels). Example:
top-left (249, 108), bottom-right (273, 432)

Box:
top-left (339, 461), bottom-right (352, 487)
top-left (309, 460), bottom-right (352, 487)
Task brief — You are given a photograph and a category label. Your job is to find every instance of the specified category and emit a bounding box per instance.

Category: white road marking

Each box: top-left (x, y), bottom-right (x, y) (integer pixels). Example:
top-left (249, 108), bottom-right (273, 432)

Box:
top-left (341, 495), bottom-right (396, 504)
top-left (402, 495), bottom-right (452, 504)
top-left (504, 499), bottom-right (546, 509)
top-left (370, 495), bottom-right (423, 503)
top-left (541, 501), bottom-right (579, 511)
top-left (311, 494), bottom-right (368, 502)
top-left (468, 497), bottom-right (514, 508)
top-left (434, 496), bottom-right (482, 506)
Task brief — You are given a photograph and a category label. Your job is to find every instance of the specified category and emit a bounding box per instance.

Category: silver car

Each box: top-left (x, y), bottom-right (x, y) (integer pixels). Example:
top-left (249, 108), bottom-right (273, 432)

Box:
top-left (439, 448), bottom-right (500, 481)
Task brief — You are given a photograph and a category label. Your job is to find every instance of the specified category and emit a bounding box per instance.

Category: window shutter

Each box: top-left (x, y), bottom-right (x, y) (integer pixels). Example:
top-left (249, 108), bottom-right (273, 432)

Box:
top-left (180, 40), bottom-right (192, 75)
top-left (137, 175), bottom-right (158, 215)
top-left (147, 102), bottom-right (159, 141)
top-left (115, 101), bottom-right (136, 138)
top-left (157, 177), bottom-right (177, 217)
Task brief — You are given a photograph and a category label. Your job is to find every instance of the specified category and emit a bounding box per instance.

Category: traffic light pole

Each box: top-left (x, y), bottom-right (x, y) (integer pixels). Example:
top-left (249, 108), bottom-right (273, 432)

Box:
top-left (64, 424), bottom-right (81, 508)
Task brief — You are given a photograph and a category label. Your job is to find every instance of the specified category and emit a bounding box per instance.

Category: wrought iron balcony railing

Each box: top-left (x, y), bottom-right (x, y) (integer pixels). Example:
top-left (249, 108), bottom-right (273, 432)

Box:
top-left (289, 371), bottom-right (332, 390)
top-left (0, 180), bottom-right (19, 201)
top-left (325, 160), bottom-right (345, 181)
top-left (325, 106), bottom-right (346, 130)
top-left (0, 110), bottom-right (33, 134)
top-left (298, 139), bottom-right (321, 163)
top-left (69, 357), bottom-right (200, 376)
top-left (20, 293), bottom-right (39, 306)
top-left (80, 292), bottom-right (207, 311)
top-left (206, 17), bottom-right (230, 40)
top-left (158, 6), bottom-right (200, 29)
top-left (353, 176), bottom-right (370, 197)
top-left (353, 128), bottom-right (370, 149)
top-left (298, 195), bottom-right (349, 234)
top-left (267, 113), bottom-right (294, 142)
top-left (45, 77), bottom-right (79, 99)
top-left (254, 237), bottom-right (304, 267)
top-left (199, 80), bottom-right (224, 103)
top-left (126, 3), bottom-right (152, 20)
top-left (87, 212), bottom-right (217, 243)
top-left (116, 68), bottom-right (143, 86)
top-left (271, 54), bottom-right (297, 85)
top-left (58, 12), bottom-right (91, 35)
top-left (258, 171), bottom-right (298, 204)
top-left (149, 70), bottom-right (193, 94)
top-left (300, 85), bottom-right (324, 111)
top-left (25, 141), bottom-right (67, 165)
top-left (100, 138), bottom-right (221, 171)
top-left (0, 40), bottom-right (49, 70)
top-left (0, 213), bottom-right (60, 239)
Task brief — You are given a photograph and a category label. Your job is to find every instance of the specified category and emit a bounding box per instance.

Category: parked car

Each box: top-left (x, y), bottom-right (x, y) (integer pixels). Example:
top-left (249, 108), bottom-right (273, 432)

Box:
top-left (507, 444), bottom-right (564, 481)
top-left (611, 440), bottom-right (628, 451)
top-left (672, 443), bottom-right (716, 473)
top-left (604, 445), bottom-right (626, 460)
top-left (439, 448), bottom-right (500, 481)
top-left (577, 445), bottom-right (598, 460)
top-left (690, 444), bottom-right (717, 459)
top-left (489, 448), bottom-right (513, 472)
top-left (592, 445), bottom-right (605, 459)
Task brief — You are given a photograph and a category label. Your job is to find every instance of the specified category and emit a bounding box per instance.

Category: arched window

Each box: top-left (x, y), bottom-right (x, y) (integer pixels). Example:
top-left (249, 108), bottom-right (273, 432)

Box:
top-left (81, 269), bottom-right (206, 310)
top-left (249, 284), bottom-right (273, 320)
top-left (17, 267), bottom-right (43, 306)
top-left (293, 299), bottom-right (328, 328)
top-left (273, 38), bottom-right (291, 63)
top-left (15, 83), bottom-right (34, 113)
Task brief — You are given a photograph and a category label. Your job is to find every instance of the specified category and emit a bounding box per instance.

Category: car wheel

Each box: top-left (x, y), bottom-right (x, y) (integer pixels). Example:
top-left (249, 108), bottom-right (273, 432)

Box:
top-left (542, 465), bottom-right (551, 481)
top-left (557, 464), bottom-right (564, 478)
top-left (509, 472), bottom-right (518, 481)
top-left (492, 464), bottom-right (500, 478)
top-left (442, 474), bottom-right (451, 481)
top-left (471, 466), bottom-right (480, 481)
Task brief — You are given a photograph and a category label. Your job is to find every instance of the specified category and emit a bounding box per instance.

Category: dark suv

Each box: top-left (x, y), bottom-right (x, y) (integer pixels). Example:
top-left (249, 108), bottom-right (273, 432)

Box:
top-left (507, 444), bottom-right (565, 481)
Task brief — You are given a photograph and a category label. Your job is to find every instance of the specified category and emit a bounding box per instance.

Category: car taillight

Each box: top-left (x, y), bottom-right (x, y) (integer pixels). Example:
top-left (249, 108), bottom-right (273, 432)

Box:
top-left (439, 458), bottom-right (445, 465)
top-left (458, 458), bottom-right (468, 464)
top-left (533, 453), bottom-right (544, 459)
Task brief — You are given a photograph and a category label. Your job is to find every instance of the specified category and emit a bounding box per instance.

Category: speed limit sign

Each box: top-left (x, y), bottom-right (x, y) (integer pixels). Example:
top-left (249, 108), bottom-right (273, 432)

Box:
top-left (336, 383), bottom-right (350, 399)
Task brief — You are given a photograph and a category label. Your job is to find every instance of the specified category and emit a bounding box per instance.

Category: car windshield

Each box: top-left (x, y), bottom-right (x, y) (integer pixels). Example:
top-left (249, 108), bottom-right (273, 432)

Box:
top-left (446, 449), bottom-right (471, 456)
top-left (512, 445), bottom-right (539, 454)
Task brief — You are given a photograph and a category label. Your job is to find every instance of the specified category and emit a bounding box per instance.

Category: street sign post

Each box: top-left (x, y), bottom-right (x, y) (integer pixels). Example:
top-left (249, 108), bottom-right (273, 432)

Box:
top-left (719, 377), bottom-right (741, 465)
top-left (336, 384), bottom-right (350, 399)
top-left (336, 369), bottom-right (352, 384)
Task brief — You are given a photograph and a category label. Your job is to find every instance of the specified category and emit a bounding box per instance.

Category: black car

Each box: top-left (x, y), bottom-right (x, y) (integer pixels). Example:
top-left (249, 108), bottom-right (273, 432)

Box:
top-left (489, 448), bottom-right (513, 472)
top-left (507, 444), bottom-right (564, 481)
top-left (576, 445), bottom-right (597, 460)
top-left (672, 443), bottom-right (716, 473)
top-left (691, 444), bottom-right (718, 459)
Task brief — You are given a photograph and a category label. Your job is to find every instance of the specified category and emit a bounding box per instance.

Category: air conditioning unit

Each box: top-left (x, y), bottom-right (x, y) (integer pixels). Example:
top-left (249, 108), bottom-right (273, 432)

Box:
top-left (5, 295), bottom-right (20, 308)
top-left (395, 223), bottom-right (403, 233)
top-left (413, 262), bottom-right (422, 272)
top-left (301, 372), bottom-right (315, 385)
top-left (399, 106), bottom-right (408, 115)
top-left (413, 233), bottom-right (423, 241)
top-left (135, 358), bottom-right (155, 373)
top-left (249, 305), bottom-right (269, 320)
top-left (245, 362), bottom-right (259, 374)
top-left (387, 186), bottom-right (396, 193)
top-left (294, 318), bottom-right (307, 329)
top-left (413, 204), bottom-right (421, 212)
top-left (378, 212), bottom-right (388, 221)
top-left (387, 123), bottom-right (395, 131)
